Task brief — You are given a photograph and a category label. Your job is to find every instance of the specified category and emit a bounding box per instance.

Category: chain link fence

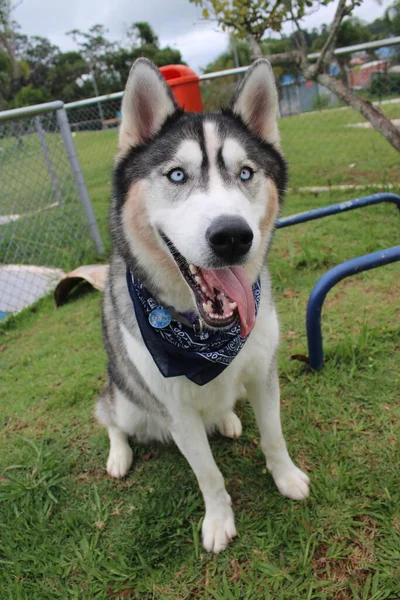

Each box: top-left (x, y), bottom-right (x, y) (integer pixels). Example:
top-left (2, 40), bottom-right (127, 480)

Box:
top-left (64, 46), bottom-right (400, 195)
top-left (64, 94), bottom-right (122, 206)
top-left (200, 66), bottom-right (400, 192)
top-left (0, 102), bottom-right (104, 320)
top-left (1, 41), bottom-right (398, 320)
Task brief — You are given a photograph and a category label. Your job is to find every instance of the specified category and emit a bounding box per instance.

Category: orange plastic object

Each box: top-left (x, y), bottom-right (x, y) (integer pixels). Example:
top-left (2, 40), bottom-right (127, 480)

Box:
top-left (159, 65), bottom-right (203, 112)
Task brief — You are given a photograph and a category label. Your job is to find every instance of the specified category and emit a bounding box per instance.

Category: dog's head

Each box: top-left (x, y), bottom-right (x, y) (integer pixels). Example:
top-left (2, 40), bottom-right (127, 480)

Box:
top-left (112, 58), bottom-right (286, 337)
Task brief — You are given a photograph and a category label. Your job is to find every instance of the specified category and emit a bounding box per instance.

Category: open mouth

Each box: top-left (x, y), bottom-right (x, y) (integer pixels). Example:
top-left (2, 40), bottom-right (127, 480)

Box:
top-left (161, 233), bottom-right (256, 338)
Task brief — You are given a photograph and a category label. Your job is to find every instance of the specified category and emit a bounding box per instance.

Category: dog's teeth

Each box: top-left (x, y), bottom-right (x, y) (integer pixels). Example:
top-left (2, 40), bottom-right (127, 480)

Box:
top-left (189, 264), bottom-right (198, 274)
top-left (201, 286), bottom-right (208, 294)
top-left (226, 311), bottom-right (233, 317)
top-left (195, 276), bottom-right (202, 284)
top-left (203, 302), bottom-right (212, 313)
top-left (229, 301), bottom-right (237, 310)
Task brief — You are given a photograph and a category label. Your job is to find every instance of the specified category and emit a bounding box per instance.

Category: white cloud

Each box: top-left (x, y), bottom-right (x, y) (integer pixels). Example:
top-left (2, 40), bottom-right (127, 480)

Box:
top-left (13, 0), bottom-right (392, 73)
top-left (162, 25), bottom-right (229, 71)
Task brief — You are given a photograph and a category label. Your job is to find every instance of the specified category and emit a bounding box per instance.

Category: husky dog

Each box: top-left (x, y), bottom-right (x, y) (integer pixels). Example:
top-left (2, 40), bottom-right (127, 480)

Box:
top-left (96, 58), bottom-right (310, 554)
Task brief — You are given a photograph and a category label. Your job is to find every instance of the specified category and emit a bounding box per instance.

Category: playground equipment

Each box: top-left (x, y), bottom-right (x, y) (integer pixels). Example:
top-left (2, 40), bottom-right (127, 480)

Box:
top-left (276, 193), bottom-right (400, 369)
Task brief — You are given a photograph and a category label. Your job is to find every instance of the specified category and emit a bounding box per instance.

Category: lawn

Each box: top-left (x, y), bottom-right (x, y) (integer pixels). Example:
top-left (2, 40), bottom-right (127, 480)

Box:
top-left (0, 101), bottom-right (399, 599)
top-left (0, 128), bottom-right (98, 270)
top-left (1, 102), bottom-right (399, 266)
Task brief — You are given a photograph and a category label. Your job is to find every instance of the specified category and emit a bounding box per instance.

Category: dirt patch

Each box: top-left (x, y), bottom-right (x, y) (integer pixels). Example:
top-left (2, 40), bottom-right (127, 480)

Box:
top-left (325, 278), bottom-right (400, 310)
top-left (312, 515), bottom-right (378, 594)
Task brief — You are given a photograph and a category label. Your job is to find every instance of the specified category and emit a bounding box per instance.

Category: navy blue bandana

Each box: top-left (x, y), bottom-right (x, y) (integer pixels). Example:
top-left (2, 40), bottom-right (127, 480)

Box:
top-left (126, 270), bottom-right (261, 386)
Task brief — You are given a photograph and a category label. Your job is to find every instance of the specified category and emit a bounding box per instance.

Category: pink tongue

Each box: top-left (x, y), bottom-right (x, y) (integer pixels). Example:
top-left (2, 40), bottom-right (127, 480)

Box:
top-left (201, 266), bottom-right (255, 338)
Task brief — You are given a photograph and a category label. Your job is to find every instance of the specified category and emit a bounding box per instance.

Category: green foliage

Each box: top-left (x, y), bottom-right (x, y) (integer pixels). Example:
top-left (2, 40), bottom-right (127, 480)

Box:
top-left (66, 24), bottom-right (115, 66)
top-left (47, 51), bottom-right (89, 102)
top-left (133, 21), bottom-right (159, 47)
top-left (312, 91), bottom-right (331, 110)
top-left (0, 182), bottom-right (399, 597)
top-left (337, 17), bottom-right (371, 46)
top-left (1, 97), bottom-right (400, 597)
top-left (190, 0), bottom-right (335, 41)
top-left (1, 19), bottom-right (184, 107)
top-left (10, 83), bottom-right (51, 107)
top-left (385, 0), bottom-right (400, 35)
top-left (369, 72), bottom-right (400, 97)
top-left (0, 47), bottom-right (11, 104)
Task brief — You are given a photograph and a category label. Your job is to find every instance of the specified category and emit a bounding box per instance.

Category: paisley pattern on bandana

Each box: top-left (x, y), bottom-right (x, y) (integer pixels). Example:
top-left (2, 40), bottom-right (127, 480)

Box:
top-left (126, 270), bottom-right (261, 386)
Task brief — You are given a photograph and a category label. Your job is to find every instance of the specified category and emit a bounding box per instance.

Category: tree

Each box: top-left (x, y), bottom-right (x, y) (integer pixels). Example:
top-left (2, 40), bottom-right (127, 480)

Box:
top-left (47, 51), bottom-right (89, 101)
top-left (66, 22), bottom-right (184, 97)
top-left (1, 20), bottom-right (184, 107)
top-left (18, 35), bottom-right (60, 89)
top-left (132, 21), bottom-right (159, 47)
top-left (190, 0), bottom-right (400, 153)
top-left (67, 24), bottom-right (115, 65)
top-left (66, 24), bottom-right (116, 95)
top-left (385, 0), bottom-right (400, 35)
top-left (0, 0), bottom-right (21, 95)
top-left (11, 82), bottom-right (50, 106)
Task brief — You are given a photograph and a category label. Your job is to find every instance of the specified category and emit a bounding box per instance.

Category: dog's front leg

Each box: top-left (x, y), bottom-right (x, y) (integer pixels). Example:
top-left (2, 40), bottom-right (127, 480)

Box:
top-left (247, 357), bottom-right (310, 500)
top-left (170, 406), bottom-right (236, 553)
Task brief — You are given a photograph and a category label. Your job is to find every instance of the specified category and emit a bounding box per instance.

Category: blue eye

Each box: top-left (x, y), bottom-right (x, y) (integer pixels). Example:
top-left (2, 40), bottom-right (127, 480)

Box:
top-left (240, 167), bottom-right (254, 181)
top-left (167, 168), bottom-right (187, 183)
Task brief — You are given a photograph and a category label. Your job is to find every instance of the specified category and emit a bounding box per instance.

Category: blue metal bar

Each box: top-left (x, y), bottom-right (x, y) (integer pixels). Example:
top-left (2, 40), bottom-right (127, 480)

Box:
top-left (276, 193), bottom-right (400, 229)
top-left (306, 246), bottom-right (400, 369)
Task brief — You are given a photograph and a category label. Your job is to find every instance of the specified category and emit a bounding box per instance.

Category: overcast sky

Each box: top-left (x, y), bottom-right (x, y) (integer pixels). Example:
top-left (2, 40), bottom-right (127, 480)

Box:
top-left (14, 0), bottom-right (392, 72)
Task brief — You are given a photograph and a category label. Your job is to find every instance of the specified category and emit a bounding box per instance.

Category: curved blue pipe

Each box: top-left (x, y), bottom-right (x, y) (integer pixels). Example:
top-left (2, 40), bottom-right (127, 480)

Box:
top-left (276, 193), bottom-right (400, 229)
top-left (306, 246), bottom-right (400, 369)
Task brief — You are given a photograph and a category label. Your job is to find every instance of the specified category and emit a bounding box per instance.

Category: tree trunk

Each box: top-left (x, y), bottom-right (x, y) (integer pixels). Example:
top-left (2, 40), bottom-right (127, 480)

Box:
top-left (0, 31), bottom-right (20, 95)
top-left (259, 49), bottom-right (400, 154)
top-left (246, 34), bottom-right (263, 59)
top-left (317, 72), bottom-right (400, 153)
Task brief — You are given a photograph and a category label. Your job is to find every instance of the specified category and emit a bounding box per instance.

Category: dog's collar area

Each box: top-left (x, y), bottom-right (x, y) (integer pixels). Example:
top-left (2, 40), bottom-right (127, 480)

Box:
top-left (125, 268), bottom-right (261, 385)
top-left (166, 306), bottom-right (203, 333)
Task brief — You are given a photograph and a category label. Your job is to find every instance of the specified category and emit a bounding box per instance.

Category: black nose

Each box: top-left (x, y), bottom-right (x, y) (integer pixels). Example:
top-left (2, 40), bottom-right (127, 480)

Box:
top-left (206, 215), bottom-right (253, 263)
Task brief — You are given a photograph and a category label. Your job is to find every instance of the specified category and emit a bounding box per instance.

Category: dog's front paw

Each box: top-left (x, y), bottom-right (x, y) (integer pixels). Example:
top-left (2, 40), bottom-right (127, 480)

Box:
top-left (202, 505), bottom-right (237, 553)
top-left (217, 411), bottom-right (242, 439)
top-left (106, 445), bottom-right (133, 479)
top-left (271, 464), bottom-right (310, 501)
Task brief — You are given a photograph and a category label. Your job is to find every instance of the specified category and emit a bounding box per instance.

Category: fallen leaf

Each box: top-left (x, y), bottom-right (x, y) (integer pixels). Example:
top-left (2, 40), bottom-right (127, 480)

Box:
top-left (286, 330), bottom-right (298, 338)
top-left (283, 289), bottom-right (299, 298)
top-left (291, 354), bottom-right (309, 364)
top-left (301, 518), bottom-right (315, 531)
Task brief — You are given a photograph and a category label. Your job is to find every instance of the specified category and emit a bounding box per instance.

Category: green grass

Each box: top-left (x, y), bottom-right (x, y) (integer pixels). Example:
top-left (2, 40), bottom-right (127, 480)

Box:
top-left (1, 190), bottom-right (399, 598)
top-left (280, 103), bottom-right (400, 189)
top-left (1, 102), bottom-right (400, 598)
top-left (0, 131), bottom-right (103, 268)
top-left (1, 103), bottom-right (399, 266)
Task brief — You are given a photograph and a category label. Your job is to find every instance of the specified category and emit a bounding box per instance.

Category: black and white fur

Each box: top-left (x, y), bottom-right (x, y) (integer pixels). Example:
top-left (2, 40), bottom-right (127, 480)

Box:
top-left (96, 58), bottom-right (310, 554)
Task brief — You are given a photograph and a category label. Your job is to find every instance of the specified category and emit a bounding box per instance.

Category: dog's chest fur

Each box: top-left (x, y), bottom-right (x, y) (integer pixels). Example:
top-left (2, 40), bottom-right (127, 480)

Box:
top-left (103, 255), bottom-right (279, 434)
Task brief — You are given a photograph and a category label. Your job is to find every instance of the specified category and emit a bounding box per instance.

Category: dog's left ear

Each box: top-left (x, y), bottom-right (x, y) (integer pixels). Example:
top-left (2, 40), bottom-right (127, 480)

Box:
top-left (119, 58), bottom-right (178, 154)
top-left (232, 59), bottom-right (280, 148)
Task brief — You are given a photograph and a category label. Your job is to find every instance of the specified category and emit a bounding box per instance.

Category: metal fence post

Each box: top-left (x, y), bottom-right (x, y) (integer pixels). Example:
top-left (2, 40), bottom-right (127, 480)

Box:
top-left (90, 69), bottom-right (106, 129)
top-left (34, 116), bottom-right (63, 205)
top-left (56, 107), bottom-right (105, 255)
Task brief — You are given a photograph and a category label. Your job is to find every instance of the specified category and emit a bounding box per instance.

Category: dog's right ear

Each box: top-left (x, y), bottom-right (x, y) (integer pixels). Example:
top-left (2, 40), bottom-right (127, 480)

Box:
top-left (232, 59), bottom-right (280, 148)
top-left (119, 58), bottom-right (177, 154)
